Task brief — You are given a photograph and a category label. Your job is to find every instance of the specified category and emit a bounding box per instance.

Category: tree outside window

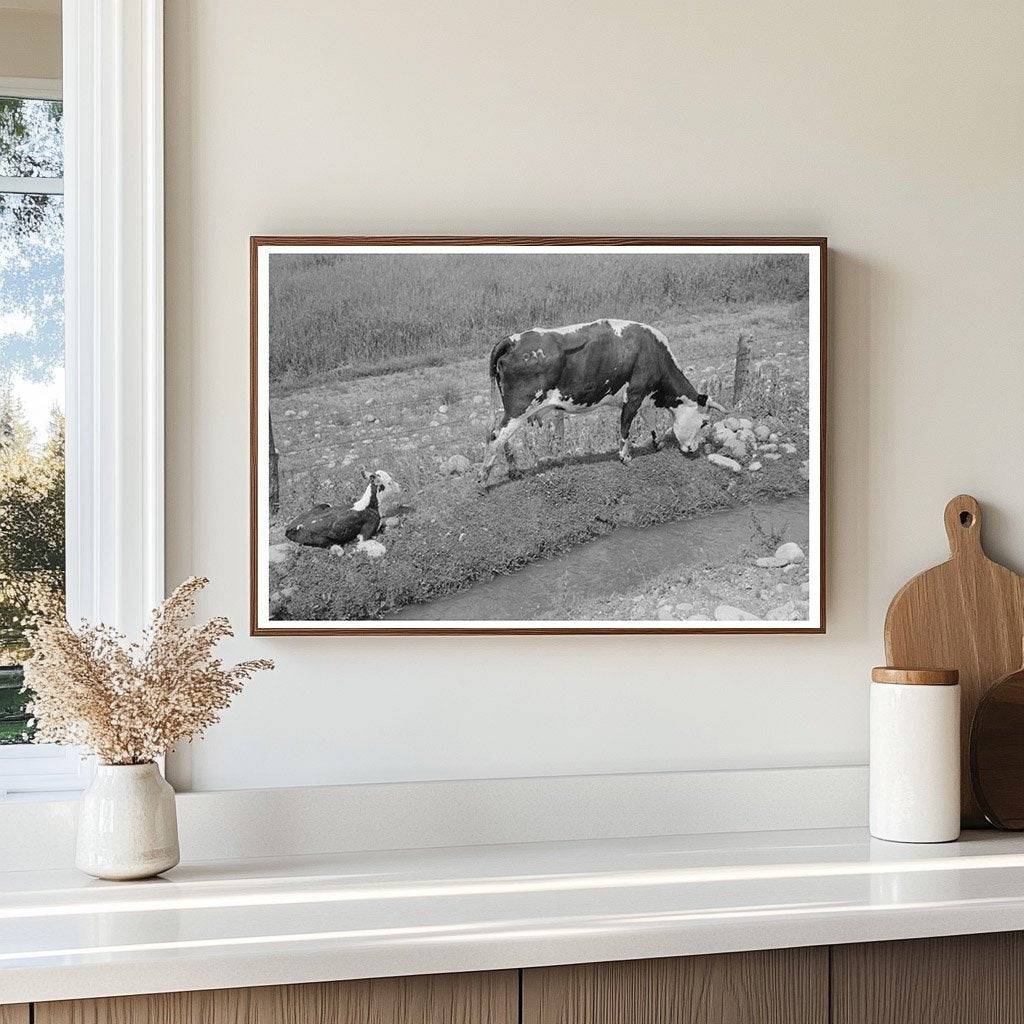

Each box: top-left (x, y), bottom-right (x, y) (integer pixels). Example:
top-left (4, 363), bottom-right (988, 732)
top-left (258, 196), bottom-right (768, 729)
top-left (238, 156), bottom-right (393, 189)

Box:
top-left (0, 94), bottom-right (65, 745)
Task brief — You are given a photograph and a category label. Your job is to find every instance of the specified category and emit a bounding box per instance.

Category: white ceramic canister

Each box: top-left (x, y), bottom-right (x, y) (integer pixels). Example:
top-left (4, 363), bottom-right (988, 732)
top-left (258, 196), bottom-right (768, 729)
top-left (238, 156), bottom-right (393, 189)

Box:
top-left (76, 762), bottom-right (180, 880)
top-left (870, 667), bottom-right (961, 843)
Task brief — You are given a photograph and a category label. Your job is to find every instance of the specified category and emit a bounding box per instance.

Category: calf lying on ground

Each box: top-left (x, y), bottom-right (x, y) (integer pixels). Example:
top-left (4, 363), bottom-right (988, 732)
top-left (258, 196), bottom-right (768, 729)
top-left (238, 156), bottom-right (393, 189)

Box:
top-left (284, 470), bottom-right (387, 550)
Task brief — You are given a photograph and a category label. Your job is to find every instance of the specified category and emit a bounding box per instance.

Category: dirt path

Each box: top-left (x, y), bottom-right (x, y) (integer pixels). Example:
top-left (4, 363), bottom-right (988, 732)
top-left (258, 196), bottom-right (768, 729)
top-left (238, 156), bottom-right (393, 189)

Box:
top-left (385, 495), bottom-right (808, 621)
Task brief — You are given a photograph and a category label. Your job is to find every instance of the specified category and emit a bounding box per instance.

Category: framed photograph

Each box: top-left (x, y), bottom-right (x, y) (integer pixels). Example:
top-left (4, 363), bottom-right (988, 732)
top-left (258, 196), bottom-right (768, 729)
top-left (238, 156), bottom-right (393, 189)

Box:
top-left (251, 237), bottom-right (826, 635)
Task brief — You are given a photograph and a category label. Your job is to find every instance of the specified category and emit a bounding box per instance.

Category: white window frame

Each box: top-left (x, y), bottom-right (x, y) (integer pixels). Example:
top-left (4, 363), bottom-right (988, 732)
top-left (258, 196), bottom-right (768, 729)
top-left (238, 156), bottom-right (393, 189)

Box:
top-left (0, 0), bottom-right (164, 799)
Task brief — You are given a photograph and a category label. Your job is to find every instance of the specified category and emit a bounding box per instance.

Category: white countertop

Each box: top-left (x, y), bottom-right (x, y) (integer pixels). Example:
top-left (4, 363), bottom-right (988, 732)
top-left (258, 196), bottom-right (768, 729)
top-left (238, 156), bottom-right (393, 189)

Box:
top-left (4, 826), bottom-right (1024, 1004)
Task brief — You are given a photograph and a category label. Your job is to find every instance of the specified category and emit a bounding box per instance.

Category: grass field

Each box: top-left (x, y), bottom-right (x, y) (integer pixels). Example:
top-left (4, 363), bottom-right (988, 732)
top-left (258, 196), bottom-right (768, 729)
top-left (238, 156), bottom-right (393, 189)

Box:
top-left (266, 253), bottom-right (812, 622)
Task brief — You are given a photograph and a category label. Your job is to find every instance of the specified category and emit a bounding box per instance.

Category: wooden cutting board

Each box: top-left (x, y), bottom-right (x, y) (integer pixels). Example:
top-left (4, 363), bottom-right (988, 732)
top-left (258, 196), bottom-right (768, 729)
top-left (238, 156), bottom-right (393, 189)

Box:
top-left (884, 494), bottom-right (1024, 826)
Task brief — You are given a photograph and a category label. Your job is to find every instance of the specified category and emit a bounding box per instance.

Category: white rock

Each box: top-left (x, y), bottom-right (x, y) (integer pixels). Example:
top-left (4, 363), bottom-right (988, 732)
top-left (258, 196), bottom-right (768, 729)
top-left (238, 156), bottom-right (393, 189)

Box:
top-left (754, 424), bottom-right (770, 441)
top-left (363, 413), bottom-right (376, 423)
top-left (767, 601), bottom-right (797, 620)
top-left (284, 409), bottom-right (296, 417)
top-left (800, 460), bottom-right (810, 480)
top-left (298, 410), bottom-right (309, 419)
top-left (800, 582), bottom-right (811, 594)
top-left (775, 542), bottom-right (805, 564)
top-left (748, 461), bottom-right (762, 471)
top-left (763, 452), bottom-right (781, 461)
top-left (674, 602), bottom-right (694, 615)
top-left (383, 516), bottom-right (401, 528)
top-left (438, 405), bottom-right (448, 413)
top-left (268, 543), bottom-right (296, 566)
top-left (781, 442), bottom-right (798, 454)
top-left (329, 544), bottom-right (345, 557)
top-left (760, 442), bottom-right (778, 451)
top-left (714, 604), bottom-right (759, 621)
top-left (724, 416), bottom-right (740, 431)
top-left (756, 555), bottom-right (788, 568)
top-left (429, 420), bottom-right (440, 427)
top-left (282, 587), bottom-right (295, 598)
top-left (472, 395), bottom-right (485, 405)
top-left (356, 537), bottom-right (386, 559)
top-left (769, 432), bottom-right (779, 442)
top-left (447, 454), bottom-right (473, 475)
top-left (737, 428), bottom-right (756, 444)
top-left (656, 606), bottom-right (674, 621)
top-left (737, 418), bottom-right (753, 430)
top-left (707, 453), bottom-right (742, 473)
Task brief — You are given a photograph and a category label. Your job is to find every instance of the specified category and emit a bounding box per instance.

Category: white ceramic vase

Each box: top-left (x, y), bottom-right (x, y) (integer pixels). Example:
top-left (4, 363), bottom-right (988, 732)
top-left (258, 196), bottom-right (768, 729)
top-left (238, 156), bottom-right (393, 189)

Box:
top-left (76, 762), bottom-right (180, 880)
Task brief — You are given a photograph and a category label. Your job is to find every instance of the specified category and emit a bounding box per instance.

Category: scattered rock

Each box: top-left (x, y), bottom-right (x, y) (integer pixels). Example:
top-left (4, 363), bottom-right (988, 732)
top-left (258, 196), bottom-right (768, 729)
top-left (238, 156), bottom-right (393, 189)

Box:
top-left (284, 409), bottom-right (296, 417)
top-left (438, 405), bottom-right (448, 414)
top-left (383, 516), bottom-right (401, 528)
top-left (756, 555), bottom-right (788, 568)
top-left (754, 424), bottom-right (770, 441)
top-left (714, 604), bottom-right (759, 621)
top-left (780, 442), bottom-right (798, 454)
top-left (428, 420), bottom-right (440, 427)
top-left (447, 454), bottom-right (473, 475)
top-left (800, 582), bottom-right (810, 594)
top-left (707, 453), bottom-right (743, 473)
top-left (767, 601), bottom-right (797, 620)
top-left (748, 461), bottom-right (762, 471)
top-left (656, 606), bottom-right (674, 621)
top-left (363, 413), bottom-right (376, 424)
top-left (356, 537), bottom-right (387, 559)
top-left (775, 542), bottom-right (805, 564)
top-left (472, 395), bottom-right (485, 405)
top-left (329, 544), bottom-right (346, 557)
top-left (762, 452), bottom-right (781, 461)
top-left (737, 418), bottom-right (753, 431)
top-left (268, 543), bottom-right (296, 566)
top-left (724, 416), bottom-right (740, 430)
top-left (674, 602), bottom-right (694, 615)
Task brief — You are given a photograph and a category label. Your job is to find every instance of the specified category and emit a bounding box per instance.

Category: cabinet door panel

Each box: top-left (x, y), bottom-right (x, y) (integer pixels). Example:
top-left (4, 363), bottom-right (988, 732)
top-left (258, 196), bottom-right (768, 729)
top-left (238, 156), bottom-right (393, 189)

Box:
top-left (36, 970), bottom-right (517, 1024)
top-left (832, 932), bottom-right (1024, 1024)
top-left (523, 948), bottom-right (827, 1024)
top-left (0, 1006), bottom-right (29, 1024)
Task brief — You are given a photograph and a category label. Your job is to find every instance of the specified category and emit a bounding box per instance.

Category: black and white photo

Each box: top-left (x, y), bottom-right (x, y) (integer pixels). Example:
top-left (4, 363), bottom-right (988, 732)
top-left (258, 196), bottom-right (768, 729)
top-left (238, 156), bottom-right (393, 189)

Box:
top-left (251, 238), bottom-right (825, 634)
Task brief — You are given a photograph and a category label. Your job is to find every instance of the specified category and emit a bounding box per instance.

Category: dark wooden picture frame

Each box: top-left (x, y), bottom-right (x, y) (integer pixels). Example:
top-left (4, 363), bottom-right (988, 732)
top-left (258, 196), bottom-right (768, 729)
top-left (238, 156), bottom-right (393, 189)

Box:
top-left (251, 236), bottom-right (827, 636)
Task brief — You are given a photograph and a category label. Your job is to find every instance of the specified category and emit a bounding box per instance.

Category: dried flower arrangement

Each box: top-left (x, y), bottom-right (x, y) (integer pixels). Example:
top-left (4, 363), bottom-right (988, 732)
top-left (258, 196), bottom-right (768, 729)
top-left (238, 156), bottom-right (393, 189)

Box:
top-left (23, 576), bottom-right (273, 765)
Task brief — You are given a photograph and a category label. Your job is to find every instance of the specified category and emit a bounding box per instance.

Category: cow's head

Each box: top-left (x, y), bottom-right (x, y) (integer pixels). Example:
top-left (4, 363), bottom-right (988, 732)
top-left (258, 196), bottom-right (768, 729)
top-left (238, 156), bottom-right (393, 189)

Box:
top-left (354, 468), bottom-right (400, 513)
top-left (671, 394), bottom-right (728, 453)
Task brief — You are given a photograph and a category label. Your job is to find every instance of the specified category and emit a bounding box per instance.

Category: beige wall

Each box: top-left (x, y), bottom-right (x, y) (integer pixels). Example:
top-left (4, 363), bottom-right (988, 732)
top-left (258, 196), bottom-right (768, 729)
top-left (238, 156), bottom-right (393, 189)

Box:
top-left (0, 7), bottom-right (60, 81)
top-left (164, 1), bottom-right (1024, 791)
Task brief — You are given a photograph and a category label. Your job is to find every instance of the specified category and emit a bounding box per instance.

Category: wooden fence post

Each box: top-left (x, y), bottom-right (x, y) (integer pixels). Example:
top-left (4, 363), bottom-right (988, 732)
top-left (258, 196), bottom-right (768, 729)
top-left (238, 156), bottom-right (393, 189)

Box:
top-left (733, 331), bottom-right (752, 405)
top-left (268, 413), bottom-right (280, 516)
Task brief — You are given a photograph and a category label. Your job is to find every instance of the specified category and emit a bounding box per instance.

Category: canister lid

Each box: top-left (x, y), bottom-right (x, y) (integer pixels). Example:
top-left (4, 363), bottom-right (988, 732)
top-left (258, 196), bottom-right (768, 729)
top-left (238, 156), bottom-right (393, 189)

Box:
top-left (871, 667), bottom-right (959, 686)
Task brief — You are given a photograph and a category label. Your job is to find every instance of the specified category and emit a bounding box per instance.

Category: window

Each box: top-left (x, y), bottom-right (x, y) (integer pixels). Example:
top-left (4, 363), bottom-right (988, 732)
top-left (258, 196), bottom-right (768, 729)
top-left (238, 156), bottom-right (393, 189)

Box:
top-left (0, 80), bottom-right (83, 797)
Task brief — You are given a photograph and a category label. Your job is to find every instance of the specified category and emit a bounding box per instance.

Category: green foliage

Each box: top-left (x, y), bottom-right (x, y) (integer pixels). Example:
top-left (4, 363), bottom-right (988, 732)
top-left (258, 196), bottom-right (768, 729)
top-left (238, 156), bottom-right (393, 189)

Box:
top-left (0, 399), bottom-right (65, 742)
top-left (268, 252), bottom-right (810, 382)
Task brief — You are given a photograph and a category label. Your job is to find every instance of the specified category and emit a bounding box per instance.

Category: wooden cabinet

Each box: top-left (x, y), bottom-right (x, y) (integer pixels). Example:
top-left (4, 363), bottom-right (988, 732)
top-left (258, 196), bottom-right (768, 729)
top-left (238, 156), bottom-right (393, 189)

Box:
top-left (522, 948), bottom-right (827, 1024)
top-left (832, 932), bottom-right (1024, 1024)
top-left (34, 971), bottom-right (517, 1024)
top-left (23, 932), bottom-right (1024, 1024)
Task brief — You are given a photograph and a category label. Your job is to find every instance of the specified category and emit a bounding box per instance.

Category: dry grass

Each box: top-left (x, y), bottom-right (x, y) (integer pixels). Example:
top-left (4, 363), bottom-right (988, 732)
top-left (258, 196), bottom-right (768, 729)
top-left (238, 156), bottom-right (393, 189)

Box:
top-left (268, 252), bottom-right (810, 383)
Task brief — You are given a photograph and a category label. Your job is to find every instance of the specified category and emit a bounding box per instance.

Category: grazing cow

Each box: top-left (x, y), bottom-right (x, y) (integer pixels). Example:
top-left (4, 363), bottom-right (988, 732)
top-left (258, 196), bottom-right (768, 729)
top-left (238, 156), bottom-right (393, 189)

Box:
top-left (479, 318), bottom-right (726, 485)
top-left (284, 471), bottom-right (385, 549)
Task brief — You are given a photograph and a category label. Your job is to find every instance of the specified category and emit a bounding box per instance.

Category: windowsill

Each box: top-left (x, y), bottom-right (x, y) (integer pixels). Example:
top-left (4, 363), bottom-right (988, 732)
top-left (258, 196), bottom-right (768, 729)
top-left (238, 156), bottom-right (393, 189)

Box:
top-left (4, 826), bottom-right (1024, 1004)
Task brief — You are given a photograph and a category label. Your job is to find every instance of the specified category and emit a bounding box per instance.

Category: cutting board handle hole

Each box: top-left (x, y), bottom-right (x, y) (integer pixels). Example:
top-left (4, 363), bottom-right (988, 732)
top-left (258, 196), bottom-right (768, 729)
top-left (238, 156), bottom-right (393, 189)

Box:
top-left (960, 511), bottom-right (974, 527)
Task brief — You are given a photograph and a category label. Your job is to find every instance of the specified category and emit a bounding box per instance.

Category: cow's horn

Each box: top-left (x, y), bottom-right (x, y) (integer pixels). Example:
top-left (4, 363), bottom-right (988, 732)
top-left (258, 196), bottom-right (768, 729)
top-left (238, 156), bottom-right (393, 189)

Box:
top-left (706, 398), bottom-right (728, 414)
